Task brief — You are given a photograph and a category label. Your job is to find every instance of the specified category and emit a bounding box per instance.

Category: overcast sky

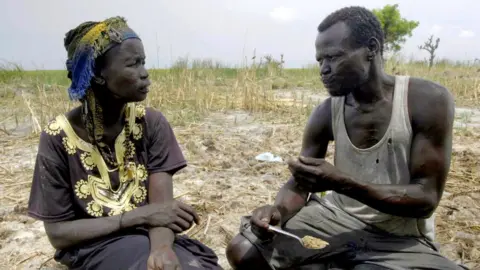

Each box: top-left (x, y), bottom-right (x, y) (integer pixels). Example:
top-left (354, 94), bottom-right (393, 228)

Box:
top-left (1, 0), bottom-right (479, 70)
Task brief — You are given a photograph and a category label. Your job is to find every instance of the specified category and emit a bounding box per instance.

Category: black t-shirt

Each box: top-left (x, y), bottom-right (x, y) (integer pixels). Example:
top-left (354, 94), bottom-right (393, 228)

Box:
top-left (27, 103), bottom-right (187, 222)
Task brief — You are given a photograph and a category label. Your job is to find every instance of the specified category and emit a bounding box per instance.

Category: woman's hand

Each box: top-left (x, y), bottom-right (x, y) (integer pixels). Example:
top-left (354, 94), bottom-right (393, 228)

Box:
top-left (139, 200), bottom-right (200, 233)
top-left (147, 246), bottom-right (181, 270)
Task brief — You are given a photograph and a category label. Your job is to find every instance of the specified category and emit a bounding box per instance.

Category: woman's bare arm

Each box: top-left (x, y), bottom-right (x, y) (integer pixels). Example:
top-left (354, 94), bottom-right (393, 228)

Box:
top-left (44, 209), bottom-right (144, 250)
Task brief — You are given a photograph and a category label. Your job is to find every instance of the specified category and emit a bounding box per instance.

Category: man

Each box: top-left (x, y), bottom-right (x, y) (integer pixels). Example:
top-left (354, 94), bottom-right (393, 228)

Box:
top-left (226, 6), bottom-right (463, 270)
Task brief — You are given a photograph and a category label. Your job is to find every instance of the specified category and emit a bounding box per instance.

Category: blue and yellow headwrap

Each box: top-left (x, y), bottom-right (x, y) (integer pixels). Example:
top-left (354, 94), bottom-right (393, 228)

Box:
top-left (64, 16), bottom-right (140, 101)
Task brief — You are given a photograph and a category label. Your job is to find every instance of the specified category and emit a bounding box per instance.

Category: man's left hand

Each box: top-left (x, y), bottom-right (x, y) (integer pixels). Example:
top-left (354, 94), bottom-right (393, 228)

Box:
top-left (288, 156), bottom-right (346, 192)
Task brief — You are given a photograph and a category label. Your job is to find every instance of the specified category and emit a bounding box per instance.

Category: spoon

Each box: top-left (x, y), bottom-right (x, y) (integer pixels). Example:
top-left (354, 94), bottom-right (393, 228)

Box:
top-left (267, 225), bottom-right (305, 246)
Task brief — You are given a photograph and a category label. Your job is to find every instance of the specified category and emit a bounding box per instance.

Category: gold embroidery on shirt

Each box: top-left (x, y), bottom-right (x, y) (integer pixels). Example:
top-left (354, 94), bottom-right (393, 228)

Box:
top-left (108, 208), bottom-right (121, 216)
top-left (132, 123), bottom-right (143, 140)
top-left (125, 141), bottom-right (135, 159)
top-left (75, 179), bottom-right (91, 199)
top-left (45, 119), bottom-right (62, 136)
top-left (133, 186), bottom-right (147, 203)
top-left (119, 163), bottom-right (147, 183)
top-left (86, 201), bottom-right (103, 217)
top-left (62, 137), bottom-right (77, 155)
top-left (136, 164), bottom-right (147, 182)
top-left (124, 202), bottom-right (136, 211)
top-left (56, 103), bottom-right (148, 218)
top-left (80, 152), bottom-right (95, 170)
top-left (107, 202), bottom-right (137, 216)
top-left (135, 104), bottom-right (146, 118)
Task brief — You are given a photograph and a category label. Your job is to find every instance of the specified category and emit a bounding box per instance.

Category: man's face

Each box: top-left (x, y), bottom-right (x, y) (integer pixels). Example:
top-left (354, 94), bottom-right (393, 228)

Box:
top-left (315, 22), bottom-right (370, 96)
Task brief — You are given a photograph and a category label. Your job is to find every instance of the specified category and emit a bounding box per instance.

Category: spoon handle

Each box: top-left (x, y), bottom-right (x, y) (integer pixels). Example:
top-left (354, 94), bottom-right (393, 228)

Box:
top-left (267, 225), bottom-right (304, 245)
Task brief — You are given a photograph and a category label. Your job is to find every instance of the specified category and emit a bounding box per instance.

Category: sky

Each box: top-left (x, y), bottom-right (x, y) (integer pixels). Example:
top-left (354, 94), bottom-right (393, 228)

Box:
top-left (1, 0), bottom-right (479, 70)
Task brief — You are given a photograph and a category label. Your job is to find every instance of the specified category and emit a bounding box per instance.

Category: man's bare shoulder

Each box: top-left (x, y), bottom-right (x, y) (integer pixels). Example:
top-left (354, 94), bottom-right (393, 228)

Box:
top-left (299, 97), bottom-right (333, 157)
top-left (304, 97), bottom-right (333, 141)
top-left (311, 96), bottom-right (332, 118)
top-left (407, 76), bottom-right (455, 135)
top-left (408, 76), bottom-right (454, 104)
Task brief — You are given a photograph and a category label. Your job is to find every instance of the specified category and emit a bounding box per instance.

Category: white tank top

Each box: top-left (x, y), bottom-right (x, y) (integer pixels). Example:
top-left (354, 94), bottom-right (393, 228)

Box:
top-left (328, 75), bottom-right (435, 242)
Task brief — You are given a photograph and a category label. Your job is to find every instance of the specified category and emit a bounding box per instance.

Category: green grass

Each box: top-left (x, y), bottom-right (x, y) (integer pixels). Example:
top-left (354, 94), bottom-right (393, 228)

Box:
top-left (0, 57), bottom-right (479, 135)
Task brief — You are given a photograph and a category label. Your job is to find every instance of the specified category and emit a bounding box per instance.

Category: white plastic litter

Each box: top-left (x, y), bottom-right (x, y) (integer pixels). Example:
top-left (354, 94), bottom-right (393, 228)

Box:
top-left (255, 152), bottom-right (283, 163)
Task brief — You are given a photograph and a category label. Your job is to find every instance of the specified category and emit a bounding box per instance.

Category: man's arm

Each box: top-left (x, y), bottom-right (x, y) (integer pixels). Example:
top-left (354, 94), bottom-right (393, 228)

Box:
top-left (274, 98), bottom-right (333, 221)
top-left (335, 82), bottom-right (455, 218)
top-left (148, 172), bottom-right (176, 250)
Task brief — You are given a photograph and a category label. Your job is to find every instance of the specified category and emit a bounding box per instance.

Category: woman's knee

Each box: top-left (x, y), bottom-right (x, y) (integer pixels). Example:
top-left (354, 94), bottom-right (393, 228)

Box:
top-left (72, 234), bottom-right (150, 269)
top-left (352, 264), bottom-right (391, 270)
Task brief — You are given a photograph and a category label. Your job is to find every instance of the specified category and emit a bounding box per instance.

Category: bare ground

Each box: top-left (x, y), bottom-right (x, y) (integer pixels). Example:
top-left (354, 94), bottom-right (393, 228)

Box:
top-left (1, 100), bottom-right (480, 269)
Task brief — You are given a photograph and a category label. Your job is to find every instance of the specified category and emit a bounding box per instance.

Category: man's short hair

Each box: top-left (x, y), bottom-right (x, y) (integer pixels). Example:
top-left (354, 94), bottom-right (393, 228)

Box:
top-left (317, 6), bottom-right (384, 55)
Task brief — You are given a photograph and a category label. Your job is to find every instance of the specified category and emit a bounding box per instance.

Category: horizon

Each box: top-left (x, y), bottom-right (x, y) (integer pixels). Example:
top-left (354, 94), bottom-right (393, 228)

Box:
top-left (2, 0), bottom-right (479, 70)
top-left (2, 56), bottom-right (478, 72)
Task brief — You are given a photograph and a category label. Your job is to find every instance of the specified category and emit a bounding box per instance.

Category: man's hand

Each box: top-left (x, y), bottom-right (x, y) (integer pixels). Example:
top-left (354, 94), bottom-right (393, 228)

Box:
top-left (288, 156), bottom-right (346, 192)
top-left (147, 246), bottom-right (181, 270)
top-left (250, 205), bottom-right (282, 240)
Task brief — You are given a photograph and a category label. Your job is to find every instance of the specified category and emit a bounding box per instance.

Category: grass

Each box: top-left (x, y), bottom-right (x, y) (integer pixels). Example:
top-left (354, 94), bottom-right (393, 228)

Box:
top-left (1, 59), bottom-right (479, 126)
top-left (1, 57), bottom-right (480, 269)
top-left (0, 59), bottom-right (323, 134)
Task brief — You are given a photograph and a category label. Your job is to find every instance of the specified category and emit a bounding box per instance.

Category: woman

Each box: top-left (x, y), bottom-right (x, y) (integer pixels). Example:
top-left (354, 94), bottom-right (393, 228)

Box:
top-left (27, 16), bottom-right (221, 270)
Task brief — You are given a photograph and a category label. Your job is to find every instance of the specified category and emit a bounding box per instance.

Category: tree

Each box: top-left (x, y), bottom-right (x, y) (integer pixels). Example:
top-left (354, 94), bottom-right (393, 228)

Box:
top-left (372, 4), bottom-right (420, 53)
top-left (419, 35), bottom-right (440, 68)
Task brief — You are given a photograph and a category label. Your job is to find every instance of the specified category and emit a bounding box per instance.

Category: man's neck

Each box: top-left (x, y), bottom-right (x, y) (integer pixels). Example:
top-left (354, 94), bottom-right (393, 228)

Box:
top-left (350, 65), bottom-right (394, 108)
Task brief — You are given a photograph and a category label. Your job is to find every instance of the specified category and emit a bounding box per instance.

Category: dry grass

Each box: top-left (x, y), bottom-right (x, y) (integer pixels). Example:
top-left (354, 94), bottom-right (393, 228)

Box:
top-left (0, 59), bottom-right (480, 269)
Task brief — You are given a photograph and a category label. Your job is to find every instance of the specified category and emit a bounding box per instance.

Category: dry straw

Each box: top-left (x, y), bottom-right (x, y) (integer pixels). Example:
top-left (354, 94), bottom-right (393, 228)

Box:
top-left (0, 57), bottom-right (479, 269)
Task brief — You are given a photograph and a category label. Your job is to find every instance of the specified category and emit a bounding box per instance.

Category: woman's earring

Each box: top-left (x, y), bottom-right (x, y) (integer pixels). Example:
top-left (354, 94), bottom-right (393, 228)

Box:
top-left (94, 76), bottom-right (105, 85)
top-left (83, 100), bottom-right (88, 116)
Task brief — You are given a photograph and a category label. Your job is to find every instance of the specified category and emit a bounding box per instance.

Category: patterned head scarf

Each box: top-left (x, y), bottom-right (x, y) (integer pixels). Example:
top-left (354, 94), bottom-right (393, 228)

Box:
top-left (64, 16), bottom-right (140, 101)
top-left (63, 17), bottom-right (141, 170)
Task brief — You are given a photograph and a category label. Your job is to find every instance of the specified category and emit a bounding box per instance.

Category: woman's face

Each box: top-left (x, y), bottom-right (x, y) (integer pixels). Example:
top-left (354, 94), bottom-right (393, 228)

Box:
top-left (99, 38), bottom-right (151, 102)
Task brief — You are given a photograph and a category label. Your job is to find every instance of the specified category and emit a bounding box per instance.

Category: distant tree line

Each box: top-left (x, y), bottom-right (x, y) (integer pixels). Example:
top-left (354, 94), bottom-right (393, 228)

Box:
top-left (372, 4), bottom-right (444, 68)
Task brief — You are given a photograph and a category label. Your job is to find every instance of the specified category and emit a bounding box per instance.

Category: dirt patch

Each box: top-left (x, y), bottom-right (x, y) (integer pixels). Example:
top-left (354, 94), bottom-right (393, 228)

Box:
top-left (1, 108), bottom-right (479, 269)
top-left (455, 107), bottom-right (480, 129)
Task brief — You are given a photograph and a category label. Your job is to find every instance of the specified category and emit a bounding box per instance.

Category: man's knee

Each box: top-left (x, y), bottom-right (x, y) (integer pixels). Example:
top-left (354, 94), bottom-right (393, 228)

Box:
top-left (226, 234), bottom-right (270, 270)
